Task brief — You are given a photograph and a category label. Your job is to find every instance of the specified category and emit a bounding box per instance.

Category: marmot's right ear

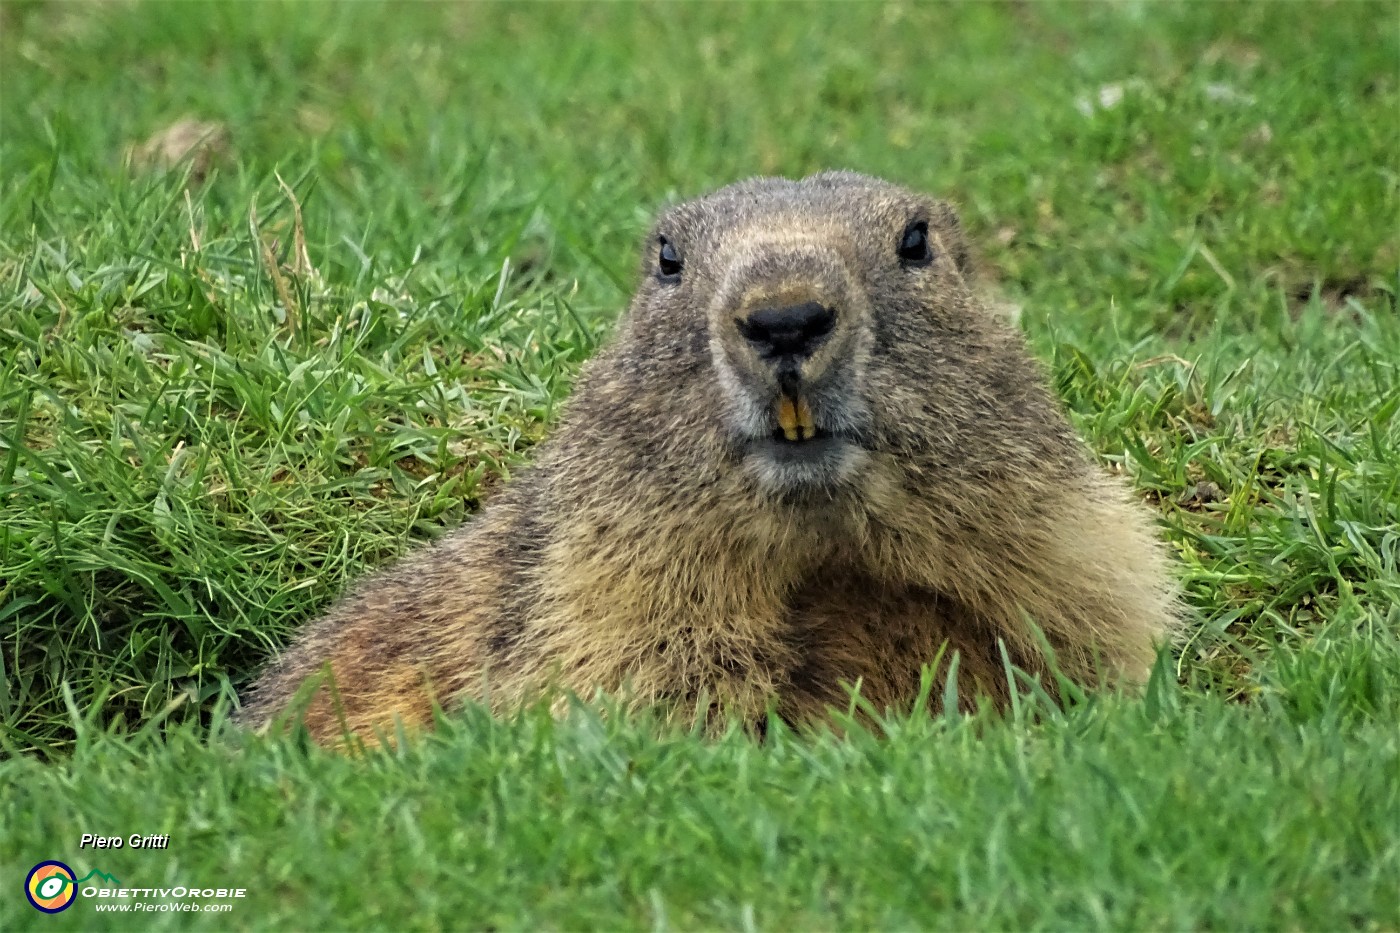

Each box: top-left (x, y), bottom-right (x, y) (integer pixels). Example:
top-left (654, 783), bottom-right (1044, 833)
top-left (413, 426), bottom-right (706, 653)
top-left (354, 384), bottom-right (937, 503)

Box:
top-left (929, 200), bottom-right (973, 277)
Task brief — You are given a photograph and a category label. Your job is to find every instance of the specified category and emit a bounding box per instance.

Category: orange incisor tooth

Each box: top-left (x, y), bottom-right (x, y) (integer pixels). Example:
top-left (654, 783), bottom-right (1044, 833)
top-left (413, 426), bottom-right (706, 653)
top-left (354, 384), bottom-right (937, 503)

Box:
top-left (777, 396), bottom-right (800, 441)
top-left (777, 395), bottom-right (816, 441)
top-left (796, 396), bottom-right (815, 440)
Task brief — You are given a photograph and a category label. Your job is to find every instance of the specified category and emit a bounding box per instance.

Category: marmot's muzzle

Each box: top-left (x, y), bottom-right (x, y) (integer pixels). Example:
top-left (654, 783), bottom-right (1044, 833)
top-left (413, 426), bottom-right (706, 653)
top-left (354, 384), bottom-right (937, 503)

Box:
top-left (740, 304), bottom-right (832, 443)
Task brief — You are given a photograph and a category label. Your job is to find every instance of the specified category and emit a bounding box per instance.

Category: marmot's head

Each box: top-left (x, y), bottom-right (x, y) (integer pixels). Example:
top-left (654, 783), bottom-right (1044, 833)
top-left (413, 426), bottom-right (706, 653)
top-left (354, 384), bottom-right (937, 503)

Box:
top-left (620, 171), bottom-right (1026, 498)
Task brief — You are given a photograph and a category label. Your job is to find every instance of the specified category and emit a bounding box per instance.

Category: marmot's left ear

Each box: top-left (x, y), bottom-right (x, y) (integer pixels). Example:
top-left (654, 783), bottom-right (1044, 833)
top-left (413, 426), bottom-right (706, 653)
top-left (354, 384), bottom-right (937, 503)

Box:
top-left (929, 200), bottom-right (973, 276)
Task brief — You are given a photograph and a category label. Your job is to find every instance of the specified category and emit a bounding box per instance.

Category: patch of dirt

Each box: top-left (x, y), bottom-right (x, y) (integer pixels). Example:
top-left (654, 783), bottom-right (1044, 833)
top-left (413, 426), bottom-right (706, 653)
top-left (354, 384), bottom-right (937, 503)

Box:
top-left (125, 117), bottom-right (230, 183)
top-left (1287, 276), bottom-right (1378, 319)
top-left (1176, 480), bottom-right (1225, 512)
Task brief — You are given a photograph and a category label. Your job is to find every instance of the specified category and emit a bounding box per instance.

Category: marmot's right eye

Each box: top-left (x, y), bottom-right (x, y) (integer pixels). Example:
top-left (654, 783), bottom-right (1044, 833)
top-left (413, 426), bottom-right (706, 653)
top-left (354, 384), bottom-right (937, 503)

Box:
top-left (897, 221), bottom-right (933, 266)
top-left (658, 237), bottom-right (683, 279)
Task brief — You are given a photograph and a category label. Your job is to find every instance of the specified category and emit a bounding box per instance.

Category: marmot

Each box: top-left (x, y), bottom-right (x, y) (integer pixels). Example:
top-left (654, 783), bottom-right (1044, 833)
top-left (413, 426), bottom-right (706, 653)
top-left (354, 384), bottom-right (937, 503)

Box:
top-left (239, 171), bottom-right (1178, 742)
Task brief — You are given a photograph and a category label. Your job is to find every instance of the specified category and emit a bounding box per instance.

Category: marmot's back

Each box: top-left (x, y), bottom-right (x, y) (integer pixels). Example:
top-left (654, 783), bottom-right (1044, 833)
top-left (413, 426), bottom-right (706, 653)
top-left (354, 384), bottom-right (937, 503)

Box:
top-left (239, 172), bottom-right (1178, 743)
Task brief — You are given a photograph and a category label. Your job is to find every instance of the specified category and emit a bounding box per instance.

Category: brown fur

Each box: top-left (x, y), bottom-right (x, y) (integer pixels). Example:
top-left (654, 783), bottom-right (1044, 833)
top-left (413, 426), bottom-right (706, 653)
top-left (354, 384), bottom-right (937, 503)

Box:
top-left (238, 172), bottom-right (1179, 742)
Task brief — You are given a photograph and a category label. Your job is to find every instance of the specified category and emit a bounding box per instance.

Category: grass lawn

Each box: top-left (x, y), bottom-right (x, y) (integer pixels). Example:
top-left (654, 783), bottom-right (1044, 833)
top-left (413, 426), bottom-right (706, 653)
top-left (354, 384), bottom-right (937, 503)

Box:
top-left (2, 1), bottom-right (1398, 929)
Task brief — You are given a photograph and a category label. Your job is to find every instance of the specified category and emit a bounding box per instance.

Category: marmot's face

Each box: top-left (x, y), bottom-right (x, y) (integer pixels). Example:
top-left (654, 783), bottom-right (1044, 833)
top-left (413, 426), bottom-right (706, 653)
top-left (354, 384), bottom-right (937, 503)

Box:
top-left (634, 172), bottom-right (973, 496)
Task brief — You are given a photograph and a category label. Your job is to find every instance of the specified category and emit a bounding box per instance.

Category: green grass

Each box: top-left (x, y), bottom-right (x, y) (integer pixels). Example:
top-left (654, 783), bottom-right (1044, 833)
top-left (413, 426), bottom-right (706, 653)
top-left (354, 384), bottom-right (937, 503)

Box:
top-left (5, 658), bottom-right (1399, 932)
top-left (2, 1), bottom-right (1398, 929)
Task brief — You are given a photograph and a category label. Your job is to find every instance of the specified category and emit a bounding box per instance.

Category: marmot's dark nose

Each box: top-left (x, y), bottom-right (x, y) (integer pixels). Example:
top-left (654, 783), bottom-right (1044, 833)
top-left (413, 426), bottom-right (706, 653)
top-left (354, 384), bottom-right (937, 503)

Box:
top-left (736, 301), bottom-right (836, 359)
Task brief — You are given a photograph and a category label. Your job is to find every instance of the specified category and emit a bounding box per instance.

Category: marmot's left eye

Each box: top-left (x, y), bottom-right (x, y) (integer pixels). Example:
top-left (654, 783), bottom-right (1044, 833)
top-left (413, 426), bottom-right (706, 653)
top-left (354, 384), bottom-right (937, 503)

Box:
top-left (658, 237), bottom-right (683, 279)
top-left (897, 221), bottom-right (933, 266)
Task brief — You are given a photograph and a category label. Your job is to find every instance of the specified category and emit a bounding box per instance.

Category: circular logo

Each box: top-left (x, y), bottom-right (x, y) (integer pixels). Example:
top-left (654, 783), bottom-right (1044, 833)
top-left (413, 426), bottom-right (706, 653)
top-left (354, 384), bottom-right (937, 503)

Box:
top-left (26, 861), bottom-right (78, 913)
